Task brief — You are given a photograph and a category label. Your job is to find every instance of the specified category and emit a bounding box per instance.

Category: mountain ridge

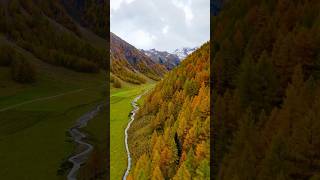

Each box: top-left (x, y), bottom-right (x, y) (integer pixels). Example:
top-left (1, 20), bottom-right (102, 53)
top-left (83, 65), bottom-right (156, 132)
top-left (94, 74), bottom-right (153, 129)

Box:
top-left (110, 32), bottom-right (167, 84)
top-left (172, 47), bottom-right (198, 60)
top-left (141, 48), bottom-right (180, 70)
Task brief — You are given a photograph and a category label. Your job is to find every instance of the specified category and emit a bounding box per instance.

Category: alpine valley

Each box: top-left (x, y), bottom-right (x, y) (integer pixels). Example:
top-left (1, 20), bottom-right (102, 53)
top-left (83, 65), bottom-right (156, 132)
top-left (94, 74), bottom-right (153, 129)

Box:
top-left (0, 0), bottom-right (109, 179)
top-left (110, 30), bottom-right (210, 179)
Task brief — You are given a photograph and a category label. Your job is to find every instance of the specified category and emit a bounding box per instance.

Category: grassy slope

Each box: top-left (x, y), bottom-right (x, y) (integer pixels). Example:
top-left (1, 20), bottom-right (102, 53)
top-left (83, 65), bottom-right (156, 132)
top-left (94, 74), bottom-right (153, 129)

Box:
top-left (0, 33), bottom-right (107, 179)
top-left (0, 74), bottom-right (106, 180)
top-left (109, 81), bottom-right (155, 180)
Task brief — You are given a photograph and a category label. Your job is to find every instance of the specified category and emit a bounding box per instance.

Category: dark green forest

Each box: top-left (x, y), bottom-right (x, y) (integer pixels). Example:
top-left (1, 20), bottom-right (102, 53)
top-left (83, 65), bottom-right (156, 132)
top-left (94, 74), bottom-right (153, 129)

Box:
top-left (213, 0), bottom-right (320, 179)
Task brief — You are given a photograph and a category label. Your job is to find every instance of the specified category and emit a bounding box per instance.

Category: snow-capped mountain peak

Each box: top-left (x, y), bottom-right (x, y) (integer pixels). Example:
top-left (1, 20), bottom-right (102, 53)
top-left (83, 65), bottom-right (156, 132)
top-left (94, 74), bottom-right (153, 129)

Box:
top-left (172, 47), bottom-right (198, 60)
top-left (141, 49), bottom-right (180, 70)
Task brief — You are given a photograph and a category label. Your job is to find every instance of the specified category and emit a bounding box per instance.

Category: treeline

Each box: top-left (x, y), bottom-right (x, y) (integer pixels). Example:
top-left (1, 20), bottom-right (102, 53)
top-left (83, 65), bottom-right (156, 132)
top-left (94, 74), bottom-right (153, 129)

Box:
top-left (212, 0), bottom-right (320, 179)
top-left (111, 52), bottom-right (164, 83)
top-left (111, 58), bottom-right (147, 85)
top-left (0, 44), bottom-right (36, 83)
top-left (128, 43), bottom-right (210, 179)
top-left (110, 74), bottom-right (122, 88)
top-left (0, 0), bottom-right (106, 73)
top-left (135, 61), bottom-right (165, 81)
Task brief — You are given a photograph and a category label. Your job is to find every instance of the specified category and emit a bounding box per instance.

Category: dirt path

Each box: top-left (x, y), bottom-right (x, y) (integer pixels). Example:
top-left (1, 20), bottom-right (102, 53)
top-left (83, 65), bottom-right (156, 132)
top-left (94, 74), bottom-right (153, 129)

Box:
top-left (67, 104), bottom-right (103, 180)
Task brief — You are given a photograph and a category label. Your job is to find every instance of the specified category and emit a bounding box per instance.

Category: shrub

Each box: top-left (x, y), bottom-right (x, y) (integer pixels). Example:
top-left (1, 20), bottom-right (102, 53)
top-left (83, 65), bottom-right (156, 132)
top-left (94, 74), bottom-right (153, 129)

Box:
top-left (110, 75), bottom-right (114, 83)
top-left (72, 58), bottom-right (99, 73)
top-left (113, 77), bottom-right (122, 88)
top-left (11, 55), bottom-right (36, 83)
top-left (0, 44), bottom-right (16, 66)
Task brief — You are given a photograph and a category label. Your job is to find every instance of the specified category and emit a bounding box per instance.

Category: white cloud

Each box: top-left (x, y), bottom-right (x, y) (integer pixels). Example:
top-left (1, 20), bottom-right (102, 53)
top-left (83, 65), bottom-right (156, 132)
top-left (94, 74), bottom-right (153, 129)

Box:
top-left (126, 0), bottom-right (136, 4)
top-left (111, 0), bottom-right (209, 51)
top-left (111, 0), bottom-right (136, 12)
top-left (172, 0), bottom-right (194, 25)
top-left (119, 30), bottom-right (157, 50)
top-left (110, 0), bottom-right (123, 11)
top-left (162, 25), bottom-right (169, 34)
top-left (183, 6), bottom-right (194, 25)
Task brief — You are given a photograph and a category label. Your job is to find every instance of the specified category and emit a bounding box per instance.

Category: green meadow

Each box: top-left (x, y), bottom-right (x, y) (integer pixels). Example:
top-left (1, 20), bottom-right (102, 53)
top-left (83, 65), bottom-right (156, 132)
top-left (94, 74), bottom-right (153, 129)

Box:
top-left (110, 81), bottom-right (155, 180)
top-left (0, 39), bottom-right (107, 179)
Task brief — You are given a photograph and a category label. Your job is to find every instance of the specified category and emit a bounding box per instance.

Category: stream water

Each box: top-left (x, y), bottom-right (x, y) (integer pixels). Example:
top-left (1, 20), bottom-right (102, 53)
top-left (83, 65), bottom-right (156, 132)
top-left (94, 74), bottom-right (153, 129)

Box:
top-left (67, 104), bottom-right (103, 180)
top-left (123, 94), bottom-right (142, 180)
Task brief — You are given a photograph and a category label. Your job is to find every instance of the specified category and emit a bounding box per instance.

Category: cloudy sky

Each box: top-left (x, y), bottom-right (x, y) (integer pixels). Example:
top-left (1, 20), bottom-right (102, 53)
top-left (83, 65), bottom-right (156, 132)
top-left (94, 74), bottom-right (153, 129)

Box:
top-left (110, 0), bottom-right (210, 52)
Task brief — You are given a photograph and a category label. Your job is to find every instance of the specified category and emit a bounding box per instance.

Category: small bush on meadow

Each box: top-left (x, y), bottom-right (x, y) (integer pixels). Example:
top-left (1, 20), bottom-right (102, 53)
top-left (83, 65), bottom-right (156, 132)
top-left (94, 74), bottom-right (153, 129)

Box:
top-left (11, 55), bottom-right (36, 83)
top-left (113, 77), bottom-right (122, 88)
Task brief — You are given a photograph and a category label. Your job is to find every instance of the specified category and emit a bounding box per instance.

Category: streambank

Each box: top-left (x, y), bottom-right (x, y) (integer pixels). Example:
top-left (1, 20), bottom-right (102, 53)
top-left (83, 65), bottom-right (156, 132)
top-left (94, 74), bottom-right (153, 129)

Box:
top-left (67, 104), bottom-right (104, 180)
top-left (123, 94), bottom-right (143, 180)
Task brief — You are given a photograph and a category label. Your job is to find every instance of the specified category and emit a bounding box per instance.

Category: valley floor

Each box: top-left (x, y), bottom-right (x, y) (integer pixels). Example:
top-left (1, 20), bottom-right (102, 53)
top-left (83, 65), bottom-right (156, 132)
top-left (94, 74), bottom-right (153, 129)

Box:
top-left (0, 67), bottom-right (106, 180)
top-left (110, 82), bottom-right (154, 180)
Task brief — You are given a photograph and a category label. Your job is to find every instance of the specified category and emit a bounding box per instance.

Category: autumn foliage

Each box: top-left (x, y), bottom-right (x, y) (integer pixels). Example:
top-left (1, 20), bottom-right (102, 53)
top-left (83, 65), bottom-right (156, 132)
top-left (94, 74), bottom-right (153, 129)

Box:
top-left (0, 0), bottom-right (106, 73)
top-left (128, 42), bottom-right (210, 179)
top-left (110, 32), bottom-right (167, 83)
top-left (0, 44), bottom-right (36, 83)
top-left (212, 0), bottom-right (320, 179)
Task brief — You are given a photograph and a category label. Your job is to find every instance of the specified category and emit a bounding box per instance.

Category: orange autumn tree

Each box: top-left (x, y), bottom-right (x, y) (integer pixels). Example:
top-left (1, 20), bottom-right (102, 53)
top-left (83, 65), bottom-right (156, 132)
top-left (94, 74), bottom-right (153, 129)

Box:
top-left (128, 42), bottom-right (210, 179)
top-left (212, 0), bottom-right (320, 179)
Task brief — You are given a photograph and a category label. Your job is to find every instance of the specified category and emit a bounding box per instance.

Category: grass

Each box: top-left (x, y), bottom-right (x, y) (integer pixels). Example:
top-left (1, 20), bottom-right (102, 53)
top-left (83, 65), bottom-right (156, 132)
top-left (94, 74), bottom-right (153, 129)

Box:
top-left (0, 37), bottom-right (107, 180)
top-left (110, 82), bottom-right (155, 180)
top-left (0, 77), bottom-right (106, 180)
top-left (0, 31), bottom-right (156, 179)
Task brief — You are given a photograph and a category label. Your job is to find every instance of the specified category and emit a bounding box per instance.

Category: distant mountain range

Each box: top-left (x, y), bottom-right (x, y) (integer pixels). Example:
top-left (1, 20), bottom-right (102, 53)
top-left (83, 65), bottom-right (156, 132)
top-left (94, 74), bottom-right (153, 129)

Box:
top-left (141, 47), bottom-right (197, 70)
top-left (141, 49), bottom-right (180, 70)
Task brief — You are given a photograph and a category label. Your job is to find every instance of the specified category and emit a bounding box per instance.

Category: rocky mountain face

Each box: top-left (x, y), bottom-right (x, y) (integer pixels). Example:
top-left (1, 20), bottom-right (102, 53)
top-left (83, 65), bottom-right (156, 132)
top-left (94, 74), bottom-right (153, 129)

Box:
top-left (141, 49), bottom-right (180, 70)
top-left (110, 32), bottom-right (167, 83)
top-left (141, 47), bottom-right (198, 70)
top-left (172, 47), bottom-right (198, 60)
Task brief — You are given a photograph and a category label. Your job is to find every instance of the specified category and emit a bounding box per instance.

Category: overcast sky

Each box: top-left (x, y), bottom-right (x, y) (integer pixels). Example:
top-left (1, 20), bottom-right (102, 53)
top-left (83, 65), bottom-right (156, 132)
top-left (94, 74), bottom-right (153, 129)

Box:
top-left (110, 0), bottom-right (210, 52)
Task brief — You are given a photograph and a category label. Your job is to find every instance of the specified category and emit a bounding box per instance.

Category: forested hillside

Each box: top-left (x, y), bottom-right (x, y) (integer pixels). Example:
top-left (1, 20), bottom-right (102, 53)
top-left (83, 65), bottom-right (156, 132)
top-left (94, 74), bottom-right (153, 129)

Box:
top-left (128, 42), bottom-right (210, 179)
top-left (212, 0), bottom-right (320, 179)
top-left (0, 1), bottom-right (108, 179)
top-left (0, 0), bottom-right (107, 80)
top-left (110, 32), bottom-right (167, 84)
top-left (61, 0), bottom-right (108, 38)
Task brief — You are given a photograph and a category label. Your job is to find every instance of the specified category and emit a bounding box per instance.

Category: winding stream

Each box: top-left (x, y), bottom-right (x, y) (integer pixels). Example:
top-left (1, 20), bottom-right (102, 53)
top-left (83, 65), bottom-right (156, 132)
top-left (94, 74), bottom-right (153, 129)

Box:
top-left (123, 94), bottom-right (143, 180)
top-left (67, 104), bottom-right (103, 180)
